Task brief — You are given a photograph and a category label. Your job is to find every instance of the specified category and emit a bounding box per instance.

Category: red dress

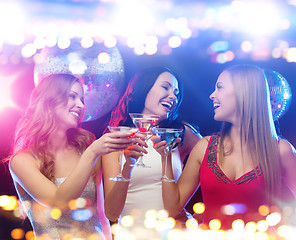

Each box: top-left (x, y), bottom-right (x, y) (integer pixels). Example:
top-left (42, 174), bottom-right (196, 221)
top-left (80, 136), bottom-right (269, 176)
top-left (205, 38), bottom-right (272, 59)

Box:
top-left (199, 133), bottom-right (267, 229)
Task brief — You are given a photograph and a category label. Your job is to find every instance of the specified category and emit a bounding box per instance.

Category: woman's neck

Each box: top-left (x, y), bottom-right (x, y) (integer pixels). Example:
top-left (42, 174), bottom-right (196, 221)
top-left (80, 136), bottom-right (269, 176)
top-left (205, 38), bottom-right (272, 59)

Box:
top-left (49, 129), bottom-right (69, 152)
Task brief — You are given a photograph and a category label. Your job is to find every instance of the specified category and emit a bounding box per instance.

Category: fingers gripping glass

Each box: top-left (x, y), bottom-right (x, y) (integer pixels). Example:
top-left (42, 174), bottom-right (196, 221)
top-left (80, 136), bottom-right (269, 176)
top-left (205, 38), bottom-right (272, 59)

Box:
top-left (152, 128), bottom-right (183, 182)
top-left (108, 126), bottom-right (137, 181)
top-left (129, 113), bottom-right (160, 168)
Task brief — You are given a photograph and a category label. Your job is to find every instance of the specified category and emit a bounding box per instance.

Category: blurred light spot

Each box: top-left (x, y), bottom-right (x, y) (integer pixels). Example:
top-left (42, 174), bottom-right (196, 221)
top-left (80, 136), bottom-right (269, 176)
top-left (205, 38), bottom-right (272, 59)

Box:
top-left (0, 195), bottom-right (18, 211)
top-left (75, 197), bottom-right (87, 208)
top-left (209, 219), bottom-right (221, 230)
top-left (144, 217), bottom-right (157, 229)
top-left (121, 215), bottom-right (134, 227)
top-left (72, 208), bottom-right (93, 221)
top-left (278, 225), bottom-right (293, 238)
top-left (161, 45), bottom-right (172, 55)
top-left (167, 228), bottom-right (184, 240)
top-left (193, 202), bottom-right (205, 214)
top-left (258, 205), bottom-right (270, 216)
top-left (154, 220), bottom-right (166, 231)
top-left (68, 199), bottom-right (77, 210)
top-left (241, 40), bottom-right (253, 52)
top-left (11, 228), bottom-right (25, 240)
top-left (232, 219), bottom-right (245, 231)
top-left (69, 59), bottom-right (87, 74)
top-left (110, 223), bottom-right (118, 235)
top-left (98, 52), bottom-right (110, 64)
top-left (210, 41), bottom-right (229, 52)
top-left (104, 36), bottom-right (117, 48)
top-left (57, 37), bottom-right (71, 49)
top-left (33, 53), bottom-right (46, 64)
top-left (51, 208), bottom-right (62, 219)
top-left (81, 37), bottom-right (94, 48)
top-left (185, 218), bottom-right (198, 230)
top-left (284, 47), bottom-right (296, 62)
top-left (282, 206), bottom-right (293, 217)
top-left (25, 231), bottom-right (35, 240)
top-left (279, 19), bottom-right (291, 30)
top-left (21, 43), bottom-right (37, 58)
top-left (266, 212), bottom-right (281, 226)
top-left (222, 203), bottom-right (247, 215)
top-left (134, 45), bottom-right (145, 55)
top-left (13, 208), bottom-right (23, 218)
top-left (157, 209), bottom-right (169, 220)
top-left (168, 36), bottom-right (181, 48)
top-left (245, 221), bottom-right (257, 233)
top-left (145, 45), bottom-right (157, 55)
top-left (163, 217), bottom-right (175, 229)
top-left (145, 209), bottom-right (158, 220)
top-left (33, 37), bottom-right (46, 49)
top-left (45, 35), bottom-right (57, 47)
top-left (254, 232), bottom-right (269, 240)
top-left (271, 48), bottom-right (282, 58)
top-left (257, 220), bottom-right (268, 232)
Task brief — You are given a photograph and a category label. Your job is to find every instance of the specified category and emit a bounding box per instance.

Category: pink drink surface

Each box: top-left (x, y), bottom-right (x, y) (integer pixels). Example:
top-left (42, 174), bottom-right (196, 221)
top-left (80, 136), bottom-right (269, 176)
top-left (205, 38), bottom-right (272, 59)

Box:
top-left (133, 118), bottom-right (158, 133)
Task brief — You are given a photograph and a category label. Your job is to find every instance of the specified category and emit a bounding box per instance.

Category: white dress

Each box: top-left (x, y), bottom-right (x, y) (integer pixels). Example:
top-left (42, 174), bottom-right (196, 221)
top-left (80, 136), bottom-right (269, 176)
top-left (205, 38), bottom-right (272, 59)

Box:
top-left (115, 138), bottom-right (189, 239)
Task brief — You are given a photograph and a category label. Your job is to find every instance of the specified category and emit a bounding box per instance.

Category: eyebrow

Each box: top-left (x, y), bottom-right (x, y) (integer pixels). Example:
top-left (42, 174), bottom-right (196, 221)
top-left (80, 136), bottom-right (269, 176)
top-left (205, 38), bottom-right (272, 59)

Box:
top-left (70, 90), bottom-right (80, 95)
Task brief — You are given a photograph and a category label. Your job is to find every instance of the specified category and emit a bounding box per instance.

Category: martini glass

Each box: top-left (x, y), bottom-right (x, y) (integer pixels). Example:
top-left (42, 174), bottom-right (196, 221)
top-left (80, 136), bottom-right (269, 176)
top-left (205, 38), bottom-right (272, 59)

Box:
top-left (152, 128), bottom-right (183, 182)
top-left (108, 126), bottom-right (138, 181)
top-left (129, 113), bottom-right (160, 168)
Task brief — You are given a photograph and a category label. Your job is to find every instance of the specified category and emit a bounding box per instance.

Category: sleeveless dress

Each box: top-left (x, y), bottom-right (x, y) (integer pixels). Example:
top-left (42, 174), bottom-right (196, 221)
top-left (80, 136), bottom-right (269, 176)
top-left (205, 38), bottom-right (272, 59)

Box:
top-left (199, 133), bottom-right (267, 229)
top-left (18, 153), bottom-right (105, 240)
top-left (115, 138), bottom-right (191, 239)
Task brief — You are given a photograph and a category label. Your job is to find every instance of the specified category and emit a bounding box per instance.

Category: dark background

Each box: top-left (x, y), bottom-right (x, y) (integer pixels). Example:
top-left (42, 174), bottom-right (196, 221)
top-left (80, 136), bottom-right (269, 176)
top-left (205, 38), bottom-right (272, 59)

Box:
top-left (1, 0), bottom-right (296, 239)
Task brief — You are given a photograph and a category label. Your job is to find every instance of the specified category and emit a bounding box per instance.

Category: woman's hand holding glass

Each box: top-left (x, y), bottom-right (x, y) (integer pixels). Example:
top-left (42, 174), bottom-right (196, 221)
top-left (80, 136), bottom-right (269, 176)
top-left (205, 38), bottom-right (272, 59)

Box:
top-left (151, 131), bottom-right (182, 182)
top-left (91, 130), bottom-right (136, 157)
top-left (123, 132), bottom-right (148, 167)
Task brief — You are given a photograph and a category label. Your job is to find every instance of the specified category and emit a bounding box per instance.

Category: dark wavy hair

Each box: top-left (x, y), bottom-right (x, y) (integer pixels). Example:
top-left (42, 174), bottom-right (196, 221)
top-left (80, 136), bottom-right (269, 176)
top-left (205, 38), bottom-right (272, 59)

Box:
top-left (7, 73), bottom-right (95, 181)
top-left (108, 66), bottom-right (184, 129)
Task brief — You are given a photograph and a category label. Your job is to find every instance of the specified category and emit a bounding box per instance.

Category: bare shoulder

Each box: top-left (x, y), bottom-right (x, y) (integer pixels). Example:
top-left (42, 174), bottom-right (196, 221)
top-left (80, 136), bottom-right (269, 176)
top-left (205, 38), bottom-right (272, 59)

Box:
top-left (278, 139), bottom-right (296, 166)
top-left (188, 136), bottom-right (211, 165)
top-left (10, 150), bottom-right (39, 173)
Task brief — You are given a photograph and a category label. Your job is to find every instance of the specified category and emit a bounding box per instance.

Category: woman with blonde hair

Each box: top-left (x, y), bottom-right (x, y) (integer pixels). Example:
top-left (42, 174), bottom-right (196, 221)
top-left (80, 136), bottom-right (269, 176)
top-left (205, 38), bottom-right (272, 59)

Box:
top-left (7, 73), bottom-right (135, 239)
top-left (156, 64), bottom-right (296, 229)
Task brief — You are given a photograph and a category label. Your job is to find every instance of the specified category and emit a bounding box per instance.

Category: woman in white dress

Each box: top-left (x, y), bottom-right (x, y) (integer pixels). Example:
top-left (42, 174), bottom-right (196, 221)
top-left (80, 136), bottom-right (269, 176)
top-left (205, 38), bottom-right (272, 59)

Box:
top-left (102, 67), bottom-right (202, 239)
top-left (7, 74), bottom-right (135, 240)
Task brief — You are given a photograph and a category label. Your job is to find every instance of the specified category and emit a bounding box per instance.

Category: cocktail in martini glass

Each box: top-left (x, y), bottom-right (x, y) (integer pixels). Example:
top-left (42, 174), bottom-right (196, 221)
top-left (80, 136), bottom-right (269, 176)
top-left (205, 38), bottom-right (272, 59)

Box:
top-left (129, 113), bottom-right (160, 168)
top-left (152, 128), bottom-right (183, 182)
top-left (108, 126), bottom-right (138, 181)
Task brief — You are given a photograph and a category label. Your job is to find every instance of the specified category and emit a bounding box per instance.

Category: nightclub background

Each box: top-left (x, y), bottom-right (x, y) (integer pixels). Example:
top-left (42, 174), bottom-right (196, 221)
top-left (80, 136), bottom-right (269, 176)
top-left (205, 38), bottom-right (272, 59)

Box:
top-left (0, 0), bottom-right (296, 239)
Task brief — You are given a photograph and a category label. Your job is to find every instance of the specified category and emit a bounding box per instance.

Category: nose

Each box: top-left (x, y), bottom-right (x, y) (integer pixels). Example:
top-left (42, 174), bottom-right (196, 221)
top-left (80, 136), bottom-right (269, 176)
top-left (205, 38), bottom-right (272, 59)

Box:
top-left (168, 90), bottom-right (177, 101)
top-left (209, 90), bottom-right (215, 100)
top-left (76, 99), bottom-right (84, 108)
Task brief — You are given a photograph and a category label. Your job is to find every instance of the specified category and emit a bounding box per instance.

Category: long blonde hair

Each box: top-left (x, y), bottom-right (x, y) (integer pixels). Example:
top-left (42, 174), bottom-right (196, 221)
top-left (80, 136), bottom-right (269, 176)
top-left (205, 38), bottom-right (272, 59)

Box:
top-left (10, 74), bottom-right (95, 181)
top-left (218, 64), bottom-right (280, 204)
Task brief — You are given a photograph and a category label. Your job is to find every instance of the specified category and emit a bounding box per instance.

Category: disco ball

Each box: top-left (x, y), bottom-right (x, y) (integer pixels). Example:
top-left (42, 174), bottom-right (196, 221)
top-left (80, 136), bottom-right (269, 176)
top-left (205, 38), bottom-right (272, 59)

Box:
top-left (34, 39), bottom-right (125, 122)
top-left (264, 69), bottom-right (292, 121)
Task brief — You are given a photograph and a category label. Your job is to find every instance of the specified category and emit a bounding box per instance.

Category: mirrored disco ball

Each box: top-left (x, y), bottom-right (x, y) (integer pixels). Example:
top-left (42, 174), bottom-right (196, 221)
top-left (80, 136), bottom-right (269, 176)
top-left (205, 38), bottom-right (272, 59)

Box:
top-left (264, 69), bottom-right (292, 121)
top-left (34, 39), bottom-right (125, 122)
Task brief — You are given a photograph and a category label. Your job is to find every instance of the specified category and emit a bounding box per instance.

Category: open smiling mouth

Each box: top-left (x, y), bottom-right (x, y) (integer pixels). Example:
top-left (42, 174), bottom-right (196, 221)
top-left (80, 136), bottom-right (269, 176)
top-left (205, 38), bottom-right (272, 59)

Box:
top-left (161, 102), bottom-right (172, 110)
top-left (213, 103), bottom-right (220, 109)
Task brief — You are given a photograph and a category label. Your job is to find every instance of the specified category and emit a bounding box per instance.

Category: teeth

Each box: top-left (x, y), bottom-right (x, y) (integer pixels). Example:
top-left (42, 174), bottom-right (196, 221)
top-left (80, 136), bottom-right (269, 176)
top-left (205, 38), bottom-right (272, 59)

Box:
top-left (161, 102), bottom-right (172, 108)
top-left (213, 103), bottom-right (220, 109)
top-left (71, 112), bottom-right (79, 117)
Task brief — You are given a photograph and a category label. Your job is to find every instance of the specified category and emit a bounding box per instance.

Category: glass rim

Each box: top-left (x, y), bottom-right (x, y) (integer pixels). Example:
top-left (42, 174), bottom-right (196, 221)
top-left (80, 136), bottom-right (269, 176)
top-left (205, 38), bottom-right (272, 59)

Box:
top-left (129, 113), bottom-right (160, 119)
top-left (152, 127), bottom-right (183, 133)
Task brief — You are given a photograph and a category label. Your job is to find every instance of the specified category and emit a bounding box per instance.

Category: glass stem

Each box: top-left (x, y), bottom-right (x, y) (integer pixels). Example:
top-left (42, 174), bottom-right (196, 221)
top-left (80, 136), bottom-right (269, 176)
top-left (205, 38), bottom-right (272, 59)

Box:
top-left (163, 148), bottom-right (169, 177)
top-left (118, 151), bottom-right (123, 176)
